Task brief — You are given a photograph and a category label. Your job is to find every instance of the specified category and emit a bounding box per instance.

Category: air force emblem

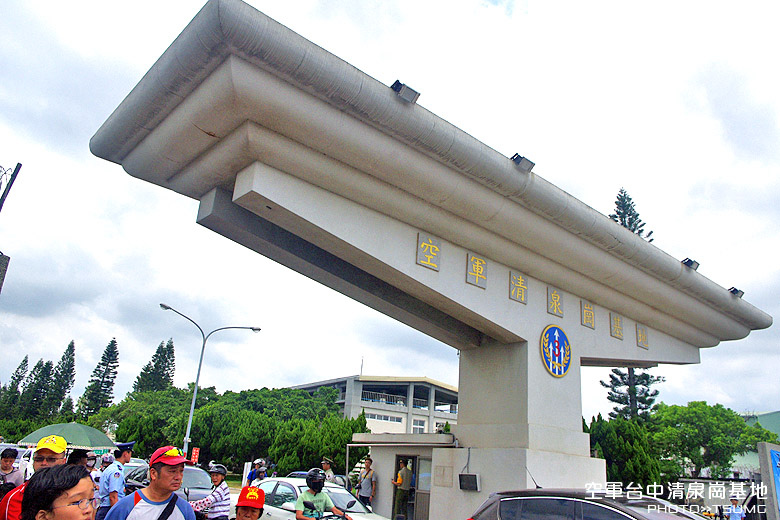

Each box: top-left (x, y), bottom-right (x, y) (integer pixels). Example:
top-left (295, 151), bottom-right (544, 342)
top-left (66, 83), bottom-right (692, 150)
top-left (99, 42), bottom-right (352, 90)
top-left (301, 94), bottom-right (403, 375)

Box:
top-left (540, 325), bottom-right (571, 377)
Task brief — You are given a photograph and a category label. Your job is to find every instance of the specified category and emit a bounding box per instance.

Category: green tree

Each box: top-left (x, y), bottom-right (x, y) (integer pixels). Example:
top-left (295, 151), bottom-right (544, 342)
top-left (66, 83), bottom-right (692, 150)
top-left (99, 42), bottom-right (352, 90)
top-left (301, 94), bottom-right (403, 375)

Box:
top-left (133, 339), bottom-right (176, 393)
top-left (588, 414), bottom-right (660, 487)
top-left (78, 338), bottom-right (119, 418)
top-left (0, 356), bottom-right (28, 418)
top-left (604, 187), bottom-right (662, 419)
top-left (609, 187), bottom-right (653, 241)
top-left (600, 368), bottom-right (665, 420)
top-left (650, 401), bottom-right (779, 478)
top-left (19, 359), bottom-right (54, 417)
top-left (45, 341), bottom-right (77, 416)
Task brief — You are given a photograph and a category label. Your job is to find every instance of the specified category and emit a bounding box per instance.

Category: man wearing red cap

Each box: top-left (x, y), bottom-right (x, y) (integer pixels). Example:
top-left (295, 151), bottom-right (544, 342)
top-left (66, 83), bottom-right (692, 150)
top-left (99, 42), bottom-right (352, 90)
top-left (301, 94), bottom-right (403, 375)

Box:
top-left (0, 435), bottom-right (68, 520)
top-left (234, 486), bottom-right (265, 520)
top-left (105, 446), bottom-right (196, 520)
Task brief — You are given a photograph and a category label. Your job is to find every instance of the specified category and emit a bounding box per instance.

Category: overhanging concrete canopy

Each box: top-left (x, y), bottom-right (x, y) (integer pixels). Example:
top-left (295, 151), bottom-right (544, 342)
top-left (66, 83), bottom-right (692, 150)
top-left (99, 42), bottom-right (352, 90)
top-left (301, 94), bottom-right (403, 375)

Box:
top-left (91, 0), bottom-right (771, 354)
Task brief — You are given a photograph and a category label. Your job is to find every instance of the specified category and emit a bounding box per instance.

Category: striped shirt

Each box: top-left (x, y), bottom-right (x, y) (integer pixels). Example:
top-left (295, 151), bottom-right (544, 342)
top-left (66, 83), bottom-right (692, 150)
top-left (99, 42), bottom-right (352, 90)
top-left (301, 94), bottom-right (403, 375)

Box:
top-left (189, 481), bottom-right (230, 519)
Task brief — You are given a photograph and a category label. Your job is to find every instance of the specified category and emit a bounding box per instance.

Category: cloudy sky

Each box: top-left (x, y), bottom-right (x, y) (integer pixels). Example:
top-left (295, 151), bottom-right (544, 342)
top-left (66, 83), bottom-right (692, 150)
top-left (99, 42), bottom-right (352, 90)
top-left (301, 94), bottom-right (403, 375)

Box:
top-left (1, 0), bottom-right (778, 423)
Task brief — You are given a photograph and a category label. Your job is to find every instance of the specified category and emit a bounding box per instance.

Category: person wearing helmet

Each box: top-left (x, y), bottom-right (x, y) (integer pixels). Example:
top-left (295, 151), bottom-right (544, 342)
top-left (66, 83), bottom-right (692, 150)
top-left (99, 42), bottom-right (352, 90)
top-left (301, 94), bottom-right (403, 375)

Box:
top-left (294, 468), bottom-right (352, 520)
top-left (189, 463), bottom-right (230, 520)
top-left (246, 459), bottom-right (264, 486)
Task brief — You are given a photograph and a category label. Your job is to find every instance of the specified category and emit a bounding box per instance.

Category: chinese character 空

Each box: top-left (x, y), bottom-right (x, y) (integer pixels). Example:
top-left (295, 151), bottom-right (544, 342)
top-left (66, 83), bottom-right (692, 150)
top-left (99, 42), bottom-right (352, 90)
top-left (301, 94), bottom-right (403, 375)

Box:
top-left (419, 238), bottom-right (439, 268)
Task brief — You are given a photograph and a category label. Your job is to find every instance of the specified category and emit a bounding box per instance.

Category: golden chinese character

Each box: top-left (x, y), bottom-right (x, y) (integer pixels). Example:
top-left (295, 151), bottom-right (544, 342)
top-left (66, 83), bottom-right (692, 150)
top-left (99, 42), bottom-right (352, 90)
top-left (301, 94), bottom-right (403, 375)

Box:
top-left (510, 272), bottom-right (527, 303)
top-left (636, 325), bottom-right (649, 348)
top-left (611, 314), bottom-right (623, 339)
top-left (549, 290), bottom-right (562, 316)
top-left (419, 238), bottom-right (439, 268)
top-left (582, 302), bottom-right (595, 328)
top-left (468, 256), bottom-right (487, 286)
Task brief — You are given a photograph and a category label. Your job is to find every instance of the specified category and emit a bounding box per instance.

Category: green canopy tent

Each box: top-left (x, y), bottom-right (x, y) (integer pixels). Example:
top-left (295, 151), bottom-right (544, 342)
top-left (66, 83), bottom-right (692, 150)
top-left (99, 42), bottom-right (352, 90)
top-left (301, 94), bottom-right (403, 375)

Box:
top-left (18, 422), bottom-right (115, 453)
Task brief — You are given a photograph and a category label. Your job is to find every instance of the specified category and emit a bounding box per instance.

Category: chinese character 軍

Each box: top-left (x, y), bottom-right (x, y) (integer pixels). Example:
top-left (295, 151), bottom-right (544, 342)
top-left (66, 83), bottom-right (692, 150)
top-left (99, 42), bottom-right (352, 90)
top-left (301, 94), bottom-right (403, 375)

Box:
top-left (605, 482), bottom-right (623, 499)
top-left (466, 253), bottom-right (487, 288)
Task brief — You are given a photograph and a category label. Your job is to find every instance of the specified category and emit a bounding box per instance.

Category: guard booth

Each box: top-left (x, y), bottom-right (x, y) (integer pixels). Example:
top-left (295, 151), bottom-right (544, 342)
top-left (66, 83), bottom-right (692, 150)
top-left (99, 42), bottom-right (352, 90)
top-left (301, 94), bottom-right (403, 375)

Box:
top-left (91, 1), bottom-right (772, 518)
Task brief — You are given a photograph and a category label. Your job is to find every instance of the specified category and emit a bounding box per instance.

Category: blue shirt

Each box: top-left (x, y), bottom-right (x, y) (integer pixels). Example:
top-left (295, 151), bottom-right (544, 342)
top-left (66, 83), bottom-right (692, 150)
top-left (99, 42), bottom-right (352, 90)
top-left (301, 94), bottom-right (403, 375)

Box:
top-left (99, 461), bottom-right (126, 507)
top-left (106, 491), bottom-right (196, 520)
top-left (726, 505), bottom-right (745, 520)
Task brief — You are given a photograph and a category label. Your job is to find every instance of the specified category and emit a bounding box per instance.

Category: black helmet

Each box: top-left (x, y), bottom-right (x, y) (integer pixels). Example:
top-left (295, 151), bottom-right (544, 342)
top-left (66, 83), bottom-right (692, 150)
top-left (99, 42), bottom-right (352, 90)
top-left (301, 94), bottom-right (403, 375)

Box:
top-left (306, 467), bottom-right (326, 493)
top-left (208, 463), bottom-right (228, 476)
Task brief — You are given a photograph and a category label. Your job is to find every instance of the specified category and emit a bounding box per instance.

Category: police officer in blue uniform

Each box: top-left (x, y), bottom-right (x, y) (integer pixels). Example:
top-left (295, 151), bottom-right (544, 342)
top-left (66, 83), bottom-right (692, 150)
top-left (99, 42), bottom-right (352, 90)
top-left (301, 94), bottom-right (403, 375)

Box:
top-left (96, 441), bottom-right (135, 520)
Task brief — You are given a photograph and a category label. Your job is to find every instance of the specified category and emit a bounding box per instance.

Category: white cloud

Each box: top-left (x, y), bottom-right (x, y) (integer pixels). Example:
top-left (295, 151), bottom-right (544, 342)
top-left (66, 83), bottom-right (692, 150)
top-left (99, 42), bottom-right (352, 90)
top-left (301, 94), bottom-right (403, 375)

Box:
top-left (0, 0), bottom-right (777, 426)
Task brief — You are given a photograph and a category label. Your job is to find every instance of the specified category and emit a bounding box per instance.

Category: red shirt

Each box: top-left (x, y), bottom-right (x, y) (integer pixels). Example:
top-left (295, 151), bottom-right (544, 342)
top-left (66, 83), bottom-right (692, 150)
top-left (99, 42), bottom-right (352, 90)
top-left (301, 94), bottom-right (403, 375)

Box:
top-left (0, 482), bottom-right (25, 520)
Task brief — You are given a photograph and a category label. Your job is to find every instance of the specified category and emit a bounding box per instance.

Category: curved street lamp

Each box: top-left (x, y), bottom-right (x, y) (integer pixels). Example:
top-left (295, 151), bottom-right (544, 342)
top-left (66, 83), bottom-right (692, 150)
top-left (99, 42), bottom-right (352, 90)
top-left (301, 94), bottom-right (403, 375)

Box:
top-left (160, 303), bottom-right (261, 456)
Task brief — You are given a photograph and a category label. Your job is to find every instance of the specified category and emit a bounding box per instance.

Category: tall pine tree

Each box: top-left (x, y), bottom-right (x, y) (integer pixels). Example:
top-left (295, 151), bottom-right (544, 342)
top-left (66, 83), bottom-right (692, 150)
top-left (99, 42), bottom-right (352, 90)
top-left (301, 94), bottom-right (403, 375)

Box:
top-left (600, 368), bottom-right (665, 420)
top-left (77, 338), bottom-right (119, 418)
top-left (0, 355), bottom-right (28, 417)
top-left (19, 359), bottom-right (54, 417)
top-left (603, 188), bottom-right (663, 419)
top-left (133, 339), bottom-right (176, 393)
top-left (609, 188), bottom-right (654, 242)
top-left (44, 341), bottom-right (77, 416)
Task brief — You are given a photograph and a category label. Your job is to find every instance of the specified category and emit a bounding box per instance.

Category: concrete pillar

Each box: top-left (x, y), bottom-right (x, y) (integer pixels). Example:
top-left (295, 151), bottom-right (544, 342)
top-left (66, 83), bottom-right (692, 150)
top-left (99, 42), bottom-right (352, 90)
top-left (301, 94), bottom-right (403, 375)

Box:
top-left (453, 340), bottom-right (589, 456)
top-left (406, 383), bottom-right (415, 433)
top-left (428, 384), bottom-right (436, 432)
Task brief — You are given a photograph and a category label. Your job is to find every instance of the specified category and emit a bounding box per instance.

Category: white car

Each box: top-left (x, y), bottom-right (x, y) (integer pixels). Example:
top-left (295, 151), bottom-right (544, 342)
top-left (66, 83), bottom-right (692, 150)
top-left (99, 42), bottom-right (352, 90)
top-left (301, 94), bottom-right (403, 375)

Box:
top-left (246, 477), bottom-right (388, 520)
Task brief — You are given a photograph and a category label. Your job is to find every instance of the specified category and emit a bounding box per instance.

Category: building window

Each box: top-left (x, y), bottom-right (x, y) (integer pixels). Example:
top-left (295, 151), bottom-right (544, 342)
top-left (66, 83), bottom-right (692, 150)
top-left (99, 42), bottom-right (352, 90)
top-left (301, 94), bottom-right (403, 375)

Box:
top-left (413, 419), bottom-right (426, 434)
top-left (366, 412), bottom-right (402, 423)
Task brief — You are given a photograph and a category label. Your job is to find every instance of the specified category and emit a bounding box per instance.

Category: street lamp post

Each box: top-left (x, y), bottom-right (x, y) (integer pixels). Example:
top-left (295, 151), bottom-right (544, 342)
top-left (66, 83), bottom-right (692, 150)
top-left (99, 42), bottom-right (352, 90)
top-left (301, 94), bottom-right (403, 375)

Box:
top-left (160, 303), bottom-right (261, 456)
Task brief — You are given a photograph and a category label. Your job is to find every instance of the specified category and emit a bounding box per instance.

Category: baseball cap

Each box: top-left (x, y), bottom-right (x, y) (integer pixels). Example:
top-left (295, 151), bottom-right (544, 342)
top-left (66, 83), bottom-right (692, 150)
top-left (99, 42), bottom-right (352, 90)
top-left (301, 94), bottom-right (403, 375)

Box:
top-left (36, 435), bottom-right (67, 454)
top-left (236, 486), bottom-right (265, 509)
top-left (149, 446), bottom-right (189, 466)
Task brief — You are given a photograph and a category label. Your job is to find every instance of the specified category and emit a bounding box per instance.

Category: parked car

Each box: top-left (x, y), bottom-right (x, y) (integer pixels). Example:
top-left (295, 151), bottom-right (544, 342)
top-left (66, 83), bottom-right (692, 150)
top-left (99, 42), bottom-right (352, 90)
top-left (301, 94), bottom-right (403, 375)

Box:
top-left (249, 477), bottom-right (387, 520)
top-left (122, 457), bottom-right (147, 475)
top-left (468, 489), bottom-right (706, 520)
top-left (125, 463), bottom-right (213, 501)
top-left (286, 471), bottom-right (353, 492)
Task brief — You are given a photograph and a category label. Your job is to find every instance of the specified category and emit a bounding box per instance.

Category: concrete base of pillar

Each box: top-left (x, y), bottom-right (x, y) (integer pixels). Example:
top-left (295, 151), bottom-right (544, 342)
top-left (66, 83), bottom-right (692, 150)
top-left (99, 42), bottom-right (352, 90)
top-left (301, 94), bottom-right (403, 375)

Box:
top-left (429, 446), bottom-right (606, 520)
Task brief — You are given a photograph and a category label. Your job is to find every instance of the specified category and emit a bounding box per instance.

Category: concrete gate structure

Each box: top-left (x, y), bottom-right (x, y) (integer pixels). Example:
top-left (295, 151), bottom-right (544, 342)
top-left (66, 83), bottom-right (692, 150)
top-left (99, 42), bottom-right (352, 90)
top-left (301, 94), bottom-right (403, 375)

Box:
top-left (91, 1), bottom-right (772, 517)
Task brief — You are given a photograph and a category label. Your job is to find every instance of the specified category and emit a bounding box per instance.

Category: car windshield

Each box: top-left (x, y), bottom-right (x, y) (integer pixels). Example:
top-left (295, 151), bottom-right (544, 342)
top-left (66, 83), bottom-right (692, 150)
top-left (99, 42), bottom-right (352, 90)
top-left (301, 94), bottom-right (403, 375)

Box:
top-left (296, 486), bottom-right (368, 513)
top-left (184, 467), bottom-right (213, 489)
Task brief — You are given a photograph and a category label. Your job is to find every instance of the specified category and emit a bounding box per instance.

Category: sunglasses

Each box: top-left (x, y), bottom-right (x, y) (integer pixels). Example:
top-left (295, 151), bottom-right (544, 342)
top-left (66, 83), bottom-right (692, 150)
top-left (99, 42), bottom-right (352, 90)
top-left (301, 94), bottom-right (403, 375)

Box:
top-left (33, 455), bottom-right (66, 463)
top-left (52, 498), bottom-right (100, 511)
top-left (151, 447), bottom-right (185, 464)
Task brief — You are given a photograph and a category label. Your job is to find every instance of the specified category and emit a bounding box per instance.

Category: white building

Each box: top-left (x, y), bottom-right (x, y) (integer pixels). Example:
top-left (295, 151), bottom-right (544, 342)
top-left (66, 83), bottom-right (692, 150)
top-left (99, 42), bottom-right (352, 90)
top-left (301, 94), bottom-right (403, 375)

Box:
top-left (292, 375), bottom-right (457, 434)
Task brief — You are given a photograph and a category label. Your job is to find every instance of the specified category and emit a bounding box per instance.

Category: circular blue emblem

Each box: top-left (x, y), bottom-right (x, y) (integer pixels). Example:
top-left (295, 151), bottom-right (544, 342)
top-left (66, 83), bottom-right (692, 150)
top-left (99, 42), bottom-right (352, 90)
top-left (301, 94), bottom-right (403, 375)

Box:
top-left (540, 325), bottom-right (571, 378)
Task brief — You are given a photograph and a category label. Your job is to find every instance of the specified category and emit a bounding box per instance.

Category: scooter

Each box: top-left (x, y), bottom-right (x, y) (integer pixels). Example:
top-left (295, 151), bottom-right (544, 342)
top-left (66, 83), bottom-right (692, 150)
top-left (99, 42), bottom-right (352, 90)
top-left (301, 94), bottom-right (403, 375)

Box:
top-left (302, 499), bottom-right (355, 519)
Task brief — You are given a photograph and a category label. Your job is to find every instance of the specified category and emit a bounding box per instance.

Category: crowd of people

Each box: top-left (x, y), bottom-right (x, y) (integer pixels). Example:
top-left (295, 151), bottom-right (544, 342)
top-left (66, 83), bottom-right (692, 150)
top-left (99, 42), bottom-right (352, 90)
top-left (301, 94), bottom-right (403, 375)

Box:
top-left (0, 437), bottom-right (270, 520)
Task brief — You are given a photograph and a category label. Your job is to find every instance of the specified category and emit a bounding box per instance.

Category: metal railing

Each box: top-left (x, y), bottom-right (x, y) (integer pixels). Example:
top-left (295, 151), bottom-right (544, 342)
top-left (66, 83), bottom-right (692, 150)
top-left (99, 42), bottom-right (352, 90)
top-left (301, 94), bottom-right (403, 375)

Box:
top-left (434, 402), bottom-right (458, 414)
top-left (413, 398), bottom-right (428, 409)
top-left (361, 390), bottom-right (406, 406)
